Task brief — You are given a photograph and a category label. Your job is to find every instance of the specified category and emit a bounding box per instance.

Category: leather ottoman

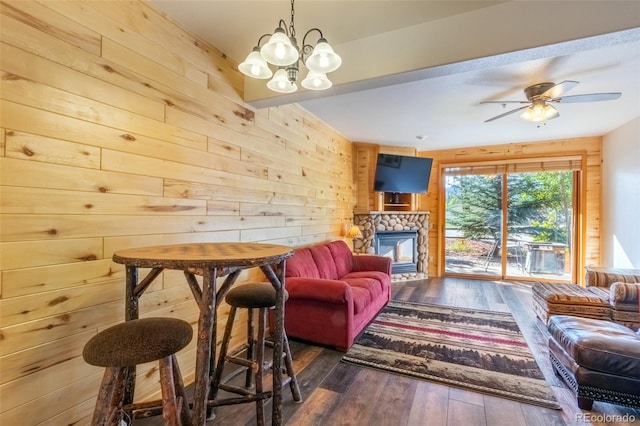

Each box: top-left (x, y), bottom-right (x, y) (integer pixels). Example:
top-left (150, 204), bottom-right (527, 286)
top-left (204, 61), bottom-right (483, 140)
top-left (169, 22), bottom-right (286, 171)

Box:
top-left (548, 315), bottom-right (640, 409)
top-left (532, 282), bottom-right (611, 324)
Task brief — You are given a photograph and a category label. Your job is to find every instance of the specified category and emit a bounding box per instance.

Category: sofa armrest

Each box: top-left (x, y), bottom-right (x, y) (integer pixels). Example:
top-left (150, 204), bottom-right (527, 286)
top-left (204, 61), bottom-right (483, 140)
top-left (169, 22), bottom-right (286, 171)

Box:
top-left (610, 282), bottom-right (640, 306)
top-left (285, 277), bottom-right (353, 304)
top-left (352, 255), bottom-right (392, 276)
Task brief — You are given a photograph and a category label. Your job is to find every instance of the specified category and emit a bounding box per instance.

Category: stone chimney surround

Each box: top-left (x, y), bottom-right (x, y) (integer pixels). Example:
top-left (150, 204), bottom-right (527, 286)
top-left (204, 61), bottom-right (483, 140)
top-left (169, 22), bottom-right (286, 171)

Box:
top-left (353, 211), bottom-right (429, 278)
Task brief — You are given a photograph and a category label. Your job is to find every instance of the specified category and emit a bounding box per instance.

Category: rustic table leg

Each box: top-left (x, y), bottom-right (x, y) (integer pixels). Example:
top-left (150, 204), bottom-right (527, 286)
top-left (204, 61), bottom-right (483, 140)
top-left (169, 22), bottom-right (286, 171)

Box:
top-left (192, 267), bottom-right (216, 425)
top-left (261, 262), bottom-right (285, 425)
top-left (122, 265), bottom-right (139, 423)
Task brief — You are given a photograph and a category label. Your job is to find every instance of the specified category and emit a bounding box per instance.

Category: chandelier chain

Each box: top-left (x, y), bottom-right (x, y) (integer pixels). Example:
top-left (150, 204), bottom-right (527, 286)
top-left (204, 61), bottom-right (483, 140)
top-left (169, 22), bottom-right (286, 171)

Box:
top-left (289, 0), bottom-right (296, 38)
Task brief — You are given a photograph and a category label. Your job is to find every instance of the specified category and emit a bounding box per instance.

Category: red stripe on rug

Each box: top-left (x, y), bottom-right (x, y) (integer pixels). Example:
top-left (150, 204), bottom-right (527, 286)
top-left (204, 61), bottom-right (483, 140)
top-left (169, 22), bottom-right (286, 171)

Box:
top-left (374, 319), bottom-right (529, 348)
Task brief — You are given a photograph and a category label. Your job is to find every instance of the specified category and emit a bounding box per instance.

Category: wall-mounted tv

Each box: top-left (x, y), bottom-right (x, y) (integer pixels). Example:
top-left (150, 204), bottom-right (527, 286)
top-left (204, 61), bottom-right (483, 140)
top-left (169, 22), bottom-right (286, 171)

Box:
top-left (373, 154), bottom-right (433, 194)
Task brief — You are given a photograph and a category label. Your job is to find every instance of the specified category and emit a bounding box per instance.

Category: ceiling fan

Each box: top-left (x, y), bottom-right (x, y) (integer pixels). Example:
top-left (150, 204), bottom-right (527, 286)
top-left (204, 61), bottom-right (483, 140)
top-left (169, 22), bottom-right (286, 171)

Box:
top-left (481, 80), bottom-right (622, 123)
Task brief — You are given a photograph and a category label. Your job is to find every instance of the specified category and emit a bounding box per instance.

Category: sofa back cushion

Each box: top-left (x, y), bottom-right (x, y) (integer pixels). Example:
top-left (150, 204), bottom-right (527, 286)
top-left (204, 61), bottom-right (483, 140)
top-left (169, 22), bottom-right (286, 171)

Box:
top-left (586, 267), bottom-right (640, 288)
top-left (286, 247), bottom-right (320, 279)
top-left (309, 245), bottom-right (339, 280)
top-left (327, 240), bottom-right (353, 278)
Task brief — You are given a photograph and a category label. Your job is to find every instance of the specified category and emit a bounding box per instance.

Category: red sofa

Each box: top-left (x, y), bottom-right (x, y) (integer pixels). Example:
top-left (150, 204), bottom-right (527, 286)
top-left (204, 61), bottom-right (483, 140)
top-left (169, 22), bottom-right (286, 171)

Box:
top-left (275, 240), bottom-right (392, 351)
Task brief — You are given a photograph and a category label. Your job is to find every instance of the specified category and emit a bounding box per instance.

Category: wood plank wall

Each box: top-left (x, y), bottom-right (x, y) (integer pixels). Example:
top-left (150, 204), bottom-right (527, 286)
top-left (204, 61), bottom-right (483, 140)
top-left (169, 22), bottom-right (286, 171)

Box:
top-left (0, 1), bottom-right (354, 424)
top-left (353, 138), bottom-right (602, 279)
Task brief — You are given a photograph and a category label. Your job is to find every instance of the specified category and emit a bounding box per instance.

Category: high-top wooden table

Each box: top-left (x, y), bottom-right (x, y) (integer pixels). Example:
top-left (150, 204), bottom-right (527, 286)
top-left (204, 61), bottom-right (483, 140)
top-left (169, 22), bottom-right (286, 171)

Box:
top-left (112, 242), bottom-right (294, 426)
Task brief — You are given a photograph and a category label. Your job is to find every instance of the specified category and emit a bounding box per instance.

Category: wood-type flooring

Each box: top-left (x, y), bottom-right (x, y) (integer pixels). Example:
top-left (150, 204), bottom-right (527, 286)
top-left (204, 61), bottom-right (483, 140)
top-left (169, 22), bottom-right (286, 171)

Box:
top-left (139, 277), bottom-right (640, 425)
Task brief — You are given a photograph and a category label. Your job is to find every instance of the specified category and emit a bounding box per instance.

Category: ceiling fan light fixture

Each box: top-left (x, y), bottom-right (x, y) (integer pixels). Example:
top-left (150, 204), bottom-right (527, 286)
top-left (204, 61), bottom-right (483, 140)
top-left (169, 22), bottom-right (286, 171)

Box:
top-left (521, 100), bottom-right (558, 122)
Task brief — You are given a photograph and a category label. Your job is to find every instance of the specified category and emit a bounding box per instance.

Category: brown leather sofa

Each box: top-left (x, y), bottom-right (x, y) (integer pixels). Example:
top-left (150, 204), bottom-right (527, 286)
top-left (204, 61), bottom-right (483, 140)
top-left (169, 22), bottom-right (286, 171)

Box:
top-left (547, 315), bottom-right (640, 410)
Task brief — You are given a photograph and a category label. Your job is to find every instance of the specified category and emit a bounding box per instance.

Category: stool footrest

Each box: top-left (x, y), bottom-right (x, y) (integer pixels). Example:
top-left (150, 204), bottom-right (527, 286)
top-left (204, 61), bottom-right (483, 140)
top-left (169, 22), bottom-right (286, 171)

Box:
top-left (226, 355), bottom-right (258, 371)
top-left (127, 396), bottom-right (188, 420)
top-left (208, 391), bottom-right (273, 407)
top-left (219, 383), bottom-right (257, 396)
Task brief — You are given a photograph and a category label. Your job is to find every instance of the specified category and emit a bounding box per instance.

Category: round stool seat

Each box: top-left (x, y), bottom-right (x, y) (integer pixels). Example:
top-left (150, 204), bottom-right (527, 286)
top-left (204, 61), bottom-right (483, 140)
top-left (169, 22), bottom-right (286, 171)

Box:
top-left (225, 282), bottom-right (288, 308)
top-left (83, 317), bottom-right (193, 367)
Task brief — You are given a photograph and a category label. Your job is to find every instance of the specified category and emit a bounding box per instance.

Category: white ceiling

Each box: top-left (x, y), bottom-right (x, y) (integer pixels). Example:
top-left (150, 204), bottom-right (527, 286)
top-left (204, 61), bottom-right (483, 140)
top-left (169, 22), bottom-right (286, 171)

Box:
top-left (151, 1), bottom-right (640, 150)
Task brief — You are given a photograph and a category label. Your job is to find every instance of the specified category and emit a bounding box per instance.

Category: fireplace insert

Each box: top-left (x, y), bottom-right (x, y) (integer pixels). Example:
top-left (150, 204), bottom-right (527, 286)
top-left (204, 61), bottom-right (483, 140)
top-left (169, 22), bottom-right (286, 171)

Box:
top-left (375, 230), bottom-right (418, 274)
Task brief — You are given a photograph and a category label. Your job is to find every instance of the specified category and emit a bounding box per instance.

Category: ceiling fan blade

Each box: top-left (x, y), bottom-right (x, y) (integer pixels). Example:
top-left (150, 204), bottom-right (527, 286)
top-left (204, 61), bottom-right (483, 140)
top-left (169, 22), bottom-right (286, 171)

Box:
top-left (553, 92), bottom-right (622, 103)
top-left (541, 80), bottom-right (579, 99)
top-left (480, 100), bottom-right (529, 104)
top-left (484, 105), bottom-right (530, 122)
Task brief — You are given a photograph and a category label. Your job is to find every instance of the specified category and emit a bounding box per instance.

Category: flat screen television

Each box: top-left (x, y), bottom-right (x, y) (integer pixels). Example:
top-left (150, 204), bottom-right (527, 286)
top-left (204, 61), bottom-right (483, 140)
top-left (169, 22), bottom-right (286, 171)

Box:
top-left (373, 154), bottom-right (433, 194)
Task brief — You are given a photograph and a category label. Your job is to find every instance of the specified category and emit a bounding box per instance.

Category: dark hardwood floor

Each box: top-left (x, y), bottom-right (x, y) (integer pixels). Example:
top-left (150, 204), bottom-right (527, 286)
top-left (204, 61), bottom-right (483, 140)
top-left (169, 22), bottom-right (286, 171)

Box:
top-left (142, 278), bottom-right (640, 425)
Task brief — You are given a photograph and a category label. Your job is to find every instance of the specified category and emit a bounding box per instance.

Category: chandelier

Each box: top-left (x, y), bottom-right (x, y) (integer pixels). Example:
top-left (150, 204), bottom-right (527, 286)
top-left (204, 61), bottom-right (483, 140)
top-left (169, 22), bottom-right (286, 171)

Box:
top-left (238, 0), bottom-right (342, 94)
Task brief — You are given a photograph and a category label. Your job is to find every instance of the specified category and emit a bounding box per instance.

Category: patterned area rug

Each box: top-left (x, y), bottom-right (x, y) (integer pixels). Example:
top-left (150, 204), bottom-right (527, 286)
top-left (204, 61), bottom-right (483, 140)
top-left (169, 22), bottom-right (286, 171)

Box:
top-left (342, 301), bottom-right (561, 409)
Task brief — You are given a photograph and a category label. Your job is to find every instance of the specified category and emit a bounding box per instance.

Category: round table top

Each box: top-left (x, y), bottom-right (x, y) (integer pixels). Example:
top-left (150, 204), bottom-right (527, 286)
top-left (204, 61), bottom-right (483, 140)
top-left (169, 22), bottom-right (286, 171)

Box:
top-left (113, 242), bottom-right (293, 269)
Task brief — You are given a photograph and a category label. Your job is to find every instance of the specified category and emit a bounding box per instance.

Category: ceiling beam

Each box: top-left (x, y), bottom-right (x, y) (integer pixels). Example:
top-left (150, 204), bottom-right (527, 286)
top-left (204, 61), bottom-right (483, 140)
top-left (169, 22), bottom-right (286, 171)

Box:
top-left (244, 1), bottom-right (640, 109)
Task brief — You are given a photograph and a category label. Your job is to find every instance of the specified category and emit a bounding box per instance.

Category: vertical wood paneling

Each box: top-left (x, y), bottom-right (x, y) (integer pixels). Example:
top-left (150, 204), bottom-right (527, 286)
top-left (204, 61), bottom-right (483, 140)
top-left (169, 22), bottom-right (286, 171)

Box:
top-left (0, 1), bottom-right (354, 424)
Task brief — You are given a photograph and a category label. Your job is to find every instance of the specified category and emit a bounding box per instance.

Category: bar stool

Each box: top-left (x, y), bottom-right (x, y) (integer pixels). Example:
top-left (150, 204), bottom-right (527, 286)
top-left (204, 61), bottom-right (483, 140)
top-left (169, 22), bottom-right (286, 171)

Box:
top-left (82, 317), bottom-right (193, 426)
top-left (211, 282), bottom-right (302, 425)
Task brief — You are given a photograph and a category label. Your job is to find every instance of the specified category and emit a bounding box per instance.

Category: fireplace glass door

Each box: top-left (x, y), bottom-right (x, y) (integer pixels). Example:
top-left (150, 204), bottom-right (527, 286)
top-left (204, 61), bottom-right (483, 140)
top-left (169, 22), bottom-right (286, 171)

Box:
top-left (375, 231), bottom-right (418, 274)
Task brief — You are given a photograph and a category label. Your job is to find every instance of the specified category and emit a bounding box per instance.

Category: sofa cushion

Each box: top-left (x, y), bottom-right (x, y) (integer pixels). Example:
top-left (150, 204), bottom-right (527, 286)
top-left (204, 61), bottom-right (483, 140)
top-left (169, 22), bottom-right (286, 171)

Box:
top-left (285, 277), bottom-right (350, 303)
top-left (533, 282), bottom-right (609, 306)
top-left (286, 248), bottom-right (320, 279)
top-left (310, 245), bottom-right (339, 280)
top-left (343, 271), bottom-right (389, 295)
top-left (350, 285), bottom-right (371, 314)
top-left (532, 282), bottom-right (612, 324)
top-left (609, 282), bottom-right (639, 309)
top-left (585, 267), bottom-right (640, 288)
top-left (345, 277), bottom-right (383, 300)
top-left (327, 240), bottom-right (353, 277)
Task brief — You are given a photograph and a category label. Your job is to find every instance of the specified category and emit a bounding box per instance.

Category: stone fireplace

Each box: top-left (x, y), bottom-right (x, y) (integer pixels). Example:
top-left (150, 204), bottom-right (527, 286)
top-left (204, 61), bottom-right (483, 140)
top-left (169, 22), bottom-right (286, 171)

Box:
top-left (353, 212), bottom-right (429, 278)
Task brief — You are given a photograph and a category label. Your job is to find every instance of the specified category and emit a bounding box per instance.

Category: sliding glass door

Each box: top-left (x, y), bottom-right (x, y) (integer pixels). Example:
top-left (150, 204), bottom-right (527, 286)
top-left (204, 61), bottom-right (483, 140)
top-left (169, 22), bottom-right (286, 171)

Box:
top-left (444, 159), bottom-right (578, 282)
top-left (445, 173), bottom-right (503, 277)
